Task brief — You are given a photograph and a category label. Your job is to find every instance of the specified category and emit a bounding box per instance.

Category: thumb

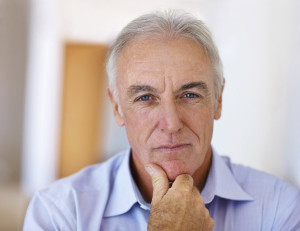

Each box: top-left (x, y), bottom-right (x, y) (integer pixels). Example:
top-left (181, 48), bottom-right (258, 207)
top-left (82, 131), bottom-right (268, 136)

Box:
top-left (145, 163), bottom-right (169, 204)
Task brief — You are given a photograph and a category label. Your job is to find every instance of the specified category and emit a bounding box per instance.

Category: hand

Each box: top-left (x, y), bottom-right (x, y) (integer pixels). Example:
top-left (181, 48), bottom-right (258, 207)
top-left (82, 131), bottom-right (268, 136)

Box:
top-left (146, 164), bottom-right (214, 231)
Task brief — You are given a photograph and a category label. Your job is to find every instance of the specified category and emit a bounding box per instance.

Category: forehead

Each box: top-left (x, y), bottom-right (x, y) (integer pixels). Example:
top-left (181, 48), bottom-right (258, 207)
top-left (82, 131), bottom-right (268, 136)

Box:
top-left (116, 37), bottom-right (214, 89)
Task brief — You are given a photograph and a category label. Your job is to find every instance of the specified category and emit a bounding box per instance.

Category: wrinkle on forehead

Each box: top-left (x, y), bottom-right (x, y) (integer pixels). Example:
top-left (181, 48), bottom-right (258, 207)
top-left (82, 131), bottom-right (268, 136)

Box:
top-left (116, 37), bottom-right (214, 98)
top-left (117, 37), bottom-right (209, 72)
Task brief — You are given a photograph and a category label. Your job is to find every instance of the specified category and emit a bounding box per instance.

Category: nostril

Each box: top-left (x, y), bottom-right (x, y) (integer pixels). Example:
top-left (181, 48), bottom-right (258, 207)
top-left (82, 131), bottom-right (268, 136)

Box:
top-left (158, 113), bottom-right (183, 133)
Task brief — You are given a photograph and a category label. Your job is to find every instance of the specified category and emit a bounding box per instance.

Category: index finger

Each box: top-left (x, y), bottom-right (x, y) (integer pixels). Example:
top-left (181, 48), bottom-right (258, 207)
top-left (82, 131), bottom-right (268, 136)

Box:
top-left (145, 163), bottom-right (169, 204)
top-left (171, 174), bottom-right (194, 192)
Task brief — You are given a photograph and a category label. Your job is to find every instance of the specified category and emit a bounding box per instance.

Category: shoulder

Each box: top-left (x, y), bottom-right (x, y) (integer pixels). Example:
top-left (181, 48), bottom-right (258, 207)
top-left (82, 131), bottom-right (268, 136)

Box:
top-left (220, 155), bottom-right (300, 229)
top-left (222, 155), bottom-right (300, 213)
top-left (23, 150), bottom-right (129, 230)
top-left (41, 150), bottom-right (127, 198)
top-left (223, 156), bottom-right (299, 197)
top-left (32, 150), bottom-right (128, 214)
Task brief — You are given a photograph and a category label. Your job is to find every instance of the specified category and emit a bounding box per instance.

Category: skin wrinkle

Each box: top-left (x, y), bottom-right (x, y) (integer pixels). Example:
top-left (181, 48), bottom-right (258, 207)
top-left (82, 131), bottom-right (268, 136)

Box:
top-left (127, 81), bottom-right (211, 104)
top-left (110, 37), bottom-right (223, 201)
top-left (127, 83), bottom-right (212, 146)
top-left (118, 40), bottom-right (215, 108)
top-left (127, 85), bottom-right (158, 100)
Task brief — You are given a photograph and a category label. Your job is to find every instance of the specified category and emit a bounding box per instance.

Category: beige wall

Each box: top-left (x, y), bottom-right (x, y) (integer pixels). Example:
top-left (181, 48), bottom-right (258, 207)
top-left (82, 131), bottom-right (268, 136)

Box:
top-left (59, 44), bottom-right (107, 178)
top-left (0, 0), bottom-right (28, 183)
top-left (0, 0), bottom-right (30, 230)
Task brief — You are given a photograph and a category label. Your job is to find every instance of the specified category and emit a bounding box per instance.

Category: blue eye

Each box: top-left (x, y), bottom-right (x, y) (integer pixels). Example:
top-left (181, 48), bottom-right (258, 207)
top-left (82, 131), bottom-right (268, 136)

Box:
top-left (184, 93), bottom-right (198, 98)
top-left (139, 95), bottom-right (151, 101)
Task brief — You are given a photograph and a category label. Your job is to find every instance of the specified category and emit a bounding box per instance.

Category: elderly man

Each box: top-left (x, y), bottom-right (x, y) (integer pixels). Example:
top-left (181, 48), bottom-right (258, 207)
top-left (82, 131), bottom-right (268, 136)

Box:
top-left (24, 10), bottom-right (300, 230)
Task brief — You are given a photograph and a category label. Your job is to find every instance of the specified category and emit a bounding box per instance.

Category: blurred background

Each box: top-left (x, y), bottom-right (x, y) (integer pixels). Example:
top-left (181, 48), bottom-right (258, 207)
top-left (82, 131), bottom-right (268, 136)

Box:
top-left (0, 0), bottom-right (299, 230)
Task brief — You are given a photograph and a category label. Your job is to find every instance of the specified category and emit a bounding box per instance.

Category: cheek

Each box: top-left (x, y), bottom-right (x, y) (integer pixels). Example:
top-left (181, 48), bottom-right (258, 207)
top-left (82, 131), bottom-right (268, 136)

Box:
top-left (123, 108), bottom-right (157, 145)
top-left (184, 107), bottom-right (214, 130)
top-left (182, 107), bottom-right (215, 156)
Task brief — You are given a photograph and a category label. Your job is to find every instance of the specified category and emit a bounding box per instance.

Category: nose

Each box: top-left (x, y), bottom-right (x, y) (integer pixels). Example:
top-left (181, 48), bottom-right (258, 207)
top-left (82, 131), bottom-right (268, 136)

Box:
top-left (157, 101), bottom-right (184, 134)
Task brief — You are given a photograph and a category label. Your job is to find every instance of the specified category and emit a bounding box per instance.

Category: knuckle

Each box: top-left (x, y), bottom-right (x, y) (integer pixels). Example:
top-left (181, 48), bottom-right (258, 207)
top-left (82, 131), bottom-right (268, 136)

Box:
top-left (201, 209), bottom-right (214, 230)
top-left (207, 218), bottom-right (215, 230)
top-left (204, 207), bottom-right (210, 217)
top-left (210, 218), bottom-right (215, 227)
top-left (192, 186), bottom-right (200, 193)
top-left (192, 193), bottom-right (204, 206)
top-left (174, 174), bottom-right (193, 192)
top-left (178, 174), bottom-right (193, 183)
top-left (197, 194), bottom-right (204, 204)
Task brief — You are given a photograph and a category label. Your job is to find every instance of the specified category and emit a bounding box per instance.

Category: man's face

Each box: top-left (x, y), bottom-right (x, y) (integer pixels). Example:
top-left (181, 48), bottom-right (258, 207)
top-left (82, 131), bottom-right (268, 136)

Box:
top-left (109, 37), bottom-right (222, 181)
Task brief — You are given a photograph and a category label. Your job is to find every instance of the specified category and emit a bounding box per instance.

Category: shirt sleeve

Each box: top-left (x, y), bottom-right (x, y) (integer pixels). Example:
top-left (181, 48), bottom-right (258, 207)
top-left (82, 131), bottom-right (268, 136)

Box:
top-left (272, 182), bottom-right (300, 230)
top-left (23, 191), bottom-right (76, 231)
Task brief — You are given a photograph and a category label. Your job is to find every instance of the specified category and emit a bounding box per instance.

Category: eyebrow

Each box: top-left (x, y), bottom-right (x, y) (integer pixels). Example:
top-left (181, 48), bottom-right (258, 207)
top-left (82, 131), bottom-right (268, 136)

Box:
top-left (176, 81), bottom-right (209, 94)
top-left (127, 85), bottom-right (158, 98)
top-left (127, 81), bottom-right (209, 98)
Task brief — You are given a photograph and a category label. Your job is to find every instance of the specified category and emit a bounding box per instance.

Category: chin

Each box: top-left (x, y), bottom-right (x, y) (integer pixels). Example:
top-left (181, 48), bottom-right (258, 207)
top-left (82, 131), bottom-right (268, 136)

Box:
top-left (160, 160), bottom-right (191, 181)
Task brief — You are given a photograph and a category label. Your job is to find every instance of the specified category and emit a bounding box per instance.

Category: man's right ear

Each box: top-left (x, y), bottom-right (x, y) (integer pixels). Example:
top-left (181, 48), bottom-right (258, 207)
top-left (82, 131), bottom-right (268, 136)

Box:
top-left (107, 88), bottom-right (125, 126)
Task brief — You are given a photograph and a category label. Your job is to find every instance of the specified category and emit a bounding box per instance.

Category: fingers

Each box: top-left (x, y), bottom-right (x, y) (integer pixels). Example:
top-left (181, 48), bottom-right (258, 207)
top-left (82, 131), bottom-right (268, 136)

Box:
top-left (145, 165), bottom-right (197, 204)
top-left (145, 163), bottom-right (169, 204)
top-left (171, 174), bottom-right (194, 192)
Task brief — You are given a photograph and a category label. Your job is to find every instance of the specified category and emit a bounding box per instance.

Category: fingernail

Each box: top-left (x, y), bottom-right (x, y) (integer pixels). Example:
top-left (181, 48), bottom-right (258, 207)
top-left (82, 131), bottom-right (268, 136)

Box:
top-left (145, 165), bottom-right (153, 176)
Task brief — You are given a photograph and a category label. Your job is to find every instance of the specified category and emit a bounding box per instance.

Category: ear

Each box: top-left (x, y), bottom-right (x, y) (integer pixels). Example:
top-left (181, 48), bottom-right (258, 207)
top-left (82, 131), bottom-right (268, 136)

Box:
top-left (107, 88), bottom-right (125, 126)
top-left (214, 79), bottom-right (225, 120)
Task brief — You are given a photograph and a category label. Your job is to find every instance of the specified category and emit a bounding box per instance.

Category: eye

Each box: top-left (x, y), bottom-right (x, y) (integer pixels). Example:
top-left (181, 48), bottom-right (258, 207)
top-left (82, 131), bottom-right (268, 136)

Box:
top-left (137, 95), bottom-right (152, 102)
top-left (183, 93), bottom-right (199, 99)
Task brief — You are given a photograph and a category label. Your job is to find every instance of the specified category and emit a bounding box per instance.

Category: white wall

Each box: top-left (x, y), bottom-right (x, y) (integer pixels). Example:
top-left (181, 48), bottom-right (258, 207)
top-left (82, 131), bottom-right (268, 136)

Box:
top-left (284, 0), bottom-right (300, 187)
top-left (22, 0), bottom-right (300, 194)
top-left (206, 0), bottom-right (300, 185)
top-left (22, 0), bottom-right (63, 194)
top-left (205, 1), bottom-right (297, 180)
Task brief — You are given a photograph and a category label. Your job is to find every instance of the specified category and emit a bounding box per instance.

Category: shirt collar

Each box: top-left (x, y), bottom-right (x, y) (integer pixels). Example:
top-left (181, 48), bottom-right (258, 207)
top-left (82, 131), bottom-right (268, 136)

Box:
top-left (201, 148), bottom-right (254, 204)
top-left (104, 149), bottom-right (150, 217)
top-left (104, 147), bottom-right (253, 216)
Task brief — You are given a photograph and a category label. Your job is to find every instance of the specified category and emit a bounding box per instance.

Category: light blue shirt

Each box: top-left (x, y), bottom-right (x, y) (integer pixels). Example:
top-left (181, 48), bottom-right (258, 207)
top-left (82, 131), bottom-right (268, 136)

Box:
top-left (23, 148), bottom-right (300, 230)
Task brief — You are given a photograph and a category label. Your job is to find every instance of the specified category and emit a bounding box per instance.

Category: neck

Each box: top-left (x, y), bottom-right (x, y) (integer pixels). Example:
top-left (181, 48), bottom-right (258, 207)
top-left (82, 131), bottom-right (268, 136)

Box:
top-left (130, 147), bottom-right (213, 203)
top-left (130, 154), bottom-right (153, 203)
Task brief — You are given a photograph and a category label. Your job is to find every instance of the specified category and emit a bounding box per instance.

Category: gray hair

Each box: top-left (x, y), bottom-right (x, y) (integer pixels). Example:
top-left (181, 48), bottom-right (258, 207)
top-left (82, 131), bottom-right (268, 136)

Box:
top-left (106, 10), bottom-right (224, 100)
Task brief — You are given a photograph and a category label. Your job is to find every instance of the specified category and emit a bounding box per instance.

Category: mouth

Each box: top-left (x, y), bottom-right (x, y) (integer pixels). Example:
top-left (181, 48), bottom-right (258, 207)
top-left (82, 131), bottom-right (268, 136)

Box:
top-left (153, 144), bottom-right (191, 152)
